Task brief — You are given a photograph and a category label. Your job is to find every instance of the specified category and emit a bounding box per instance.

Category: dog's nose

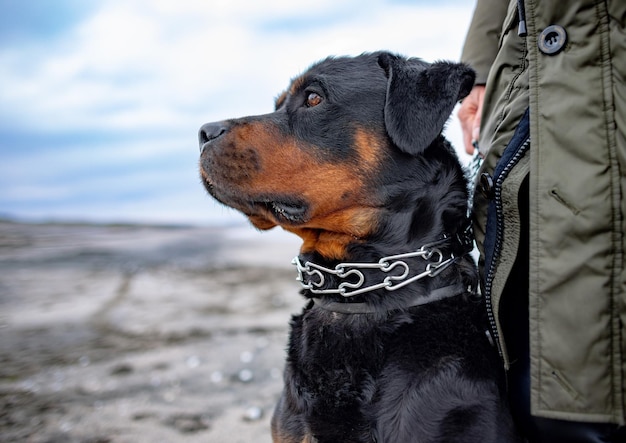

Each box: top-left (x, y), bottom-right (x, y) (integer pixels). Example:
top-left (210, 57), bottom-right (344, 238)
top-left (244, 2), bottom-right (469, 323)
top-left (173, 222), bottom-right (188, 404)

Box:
top-left (198, 122), bottom-right (228, 153)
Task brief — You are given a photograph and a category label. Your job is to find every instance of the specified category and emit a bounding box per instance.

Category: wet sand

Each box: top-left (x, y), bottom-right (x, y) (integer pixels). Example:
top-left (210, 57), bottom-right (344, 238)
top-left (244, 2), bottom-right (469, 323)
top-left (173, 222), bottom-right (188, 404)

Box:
top-left (0, 220), bottom-right (303, 442)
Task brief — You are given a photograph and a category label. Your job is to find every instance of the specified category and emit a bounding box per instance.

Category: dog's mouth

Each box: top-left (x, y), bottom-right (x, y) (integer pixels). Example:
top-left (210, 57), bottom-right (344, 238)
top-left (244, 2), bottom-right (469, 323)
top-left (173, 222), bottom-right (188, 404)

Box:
top-left (262, 200), bottom-right (308, 224)
top-left (202, 171), bottom-right (308, 225)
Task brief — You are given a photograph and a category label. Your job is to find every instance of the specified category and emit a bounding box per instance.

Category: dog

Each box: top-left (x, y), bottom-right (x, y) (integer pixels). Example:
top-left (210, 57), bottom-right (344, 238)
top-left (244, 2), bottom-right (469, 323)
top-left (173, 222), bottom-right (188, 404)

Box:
top-left (198, 52), bottom-right (520, 442)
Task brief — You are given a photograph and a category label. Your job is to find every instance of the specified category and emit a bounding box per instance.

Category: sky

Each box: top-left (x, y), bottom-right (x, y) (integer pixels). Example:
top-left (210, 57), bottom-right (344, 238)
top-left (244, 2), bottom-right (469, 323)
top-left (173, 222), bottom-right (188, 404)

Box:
top-left (0, 0), bottom-right (476, 227)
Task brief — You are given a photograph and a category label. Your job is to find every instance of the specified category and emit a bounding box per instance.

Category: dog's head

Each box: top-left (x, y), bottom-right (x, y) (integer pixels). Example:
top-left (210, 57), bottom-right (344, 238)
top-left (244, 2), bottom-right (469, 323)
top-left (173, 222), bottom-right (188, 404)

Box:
top-left (199, 52), bottom-right (474, 260)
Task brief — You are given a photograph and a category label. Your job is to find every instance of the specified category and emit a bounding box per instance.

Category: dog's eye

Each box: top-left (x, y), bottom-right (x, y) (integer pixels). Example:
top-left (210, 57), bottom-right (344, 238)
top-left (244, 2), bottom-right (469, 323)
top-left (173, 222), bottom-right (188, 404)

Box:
top-left (306, 92), bottom-right (323, 108)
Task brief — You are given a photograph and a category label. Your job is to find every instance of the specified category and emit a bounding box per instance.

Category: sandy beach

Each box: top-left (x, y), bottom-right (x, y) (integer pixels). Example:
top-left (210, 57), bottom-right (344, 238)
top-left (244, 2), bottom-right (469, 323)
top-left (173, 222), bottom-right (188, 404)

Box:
top-left (0, 220), bottom-right (304, 442)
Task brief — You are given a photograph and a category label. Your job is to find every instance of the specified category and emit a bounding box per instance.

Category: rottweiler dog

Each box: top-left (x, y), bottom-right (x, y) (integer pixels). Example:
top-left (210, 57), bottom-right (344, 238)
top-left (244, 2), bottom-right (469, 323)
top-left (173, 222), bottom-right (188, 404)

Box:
top-left (198, 52), bottom-right (520, 442)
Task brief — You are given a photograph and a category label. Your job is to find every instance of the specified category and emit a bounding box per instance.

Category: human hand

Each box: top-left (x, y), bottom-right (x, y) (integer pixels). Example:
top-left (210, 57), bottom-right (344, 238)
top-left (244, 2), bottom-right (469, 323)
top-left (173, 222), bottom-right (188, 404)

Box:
top-left (457, 85), bottom-right (485, 155)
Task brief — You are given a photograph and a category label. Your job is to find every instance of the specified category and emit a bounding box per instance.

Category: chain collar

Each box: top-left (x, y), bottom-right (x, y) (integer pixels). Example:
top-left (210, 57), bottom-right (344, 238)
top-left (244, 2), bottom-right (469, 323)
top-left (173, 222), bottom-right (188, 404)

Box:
top-left (467, 143), bottom-right (483, 217)
top-left (292, 240), bottom-right (458, 298)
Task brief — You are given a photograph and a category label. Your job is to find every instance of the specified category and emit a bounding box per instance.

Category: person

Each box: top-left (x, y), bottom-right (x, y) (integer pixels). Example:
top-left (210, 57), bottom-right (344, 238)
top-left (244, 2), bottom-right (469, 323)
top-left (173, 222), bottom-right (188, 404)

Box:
top-left (457, 1), bottom-right (626, 441)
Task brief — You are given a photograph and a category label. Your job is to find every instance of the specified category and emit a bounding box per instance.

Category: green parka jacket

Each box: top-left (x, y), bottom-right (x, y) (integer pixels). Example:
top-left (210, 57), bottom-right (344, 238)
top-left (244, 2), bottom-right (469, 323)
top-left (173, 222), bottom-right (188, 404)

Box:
top-left (462, 0), bottom-right (626, 425)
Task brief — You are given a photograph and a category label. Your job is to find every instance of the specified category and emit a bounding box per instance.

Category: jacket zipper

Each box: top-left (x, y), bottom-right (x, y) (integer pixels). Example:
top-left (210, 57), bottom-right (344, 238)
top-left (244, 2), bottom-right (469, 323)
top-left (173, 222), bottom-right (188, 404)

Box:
top-left (484, 137), bottom-right (531, 358)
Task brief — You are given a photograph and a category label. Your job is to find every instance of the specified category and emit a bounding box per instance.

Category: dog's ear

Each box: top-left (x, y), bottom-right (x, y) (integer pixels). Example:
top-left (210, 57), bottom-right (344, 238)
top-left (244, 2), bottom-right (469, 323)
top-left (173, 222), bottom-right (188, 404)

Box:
top-left (378, 53), bottom-right (475, 155)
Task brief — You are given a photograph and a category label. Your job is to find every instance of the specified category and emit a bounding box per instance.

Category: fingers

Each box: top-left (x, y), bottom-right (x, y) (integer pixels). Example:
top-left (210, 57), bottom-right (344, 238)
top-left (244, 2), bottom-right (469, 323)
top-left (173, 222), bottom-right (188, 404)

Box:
top-left (457, 85), bottom-right (486, 155)
top-left (472, 86), bottom-right (484, 146)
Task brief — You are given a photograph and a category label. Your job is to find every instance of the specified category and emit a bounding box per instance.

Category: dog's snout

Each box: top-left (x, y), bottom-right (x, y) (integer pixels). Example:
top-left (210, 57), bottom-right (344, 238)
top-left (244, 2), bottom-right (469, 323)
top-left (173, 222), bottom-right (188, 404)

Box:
top-left (198, 122), bottom-right (228, 153)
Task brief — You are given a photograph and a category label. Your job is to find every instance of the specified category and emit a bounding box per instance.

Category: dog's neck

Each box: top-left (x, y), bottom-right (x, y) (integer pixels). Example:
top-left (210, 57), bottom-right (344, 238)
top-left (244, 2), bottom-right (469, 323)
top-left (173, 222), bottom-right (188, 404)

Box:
top-left (293, 224), bottom-right (475, 313)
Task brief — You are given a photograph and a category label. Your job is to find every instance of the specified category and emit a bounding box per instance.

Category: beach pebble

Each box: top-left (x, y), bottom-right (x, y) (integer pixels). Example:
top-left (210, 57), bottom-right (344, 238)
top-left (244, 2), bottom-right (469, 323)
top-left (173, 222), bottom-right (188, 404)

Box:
top-left (238, 369), bottom-right (254, 383)
top-left (240, 351), bottom-right (254, 363)
top-left (210, 371), bottom-right (223, 383)
top-left (78, 356), bottom-right (90, 367)
top-left (110, 363), bottom-right (134, 376)
top-left (211, 371), bottom-right (224, 383)
top-left (164, 413), bottom-right (210, 434)
top-left (243, 406), bottom-right (264, 422)
top-left (185, 355), bottom-right (201, 368)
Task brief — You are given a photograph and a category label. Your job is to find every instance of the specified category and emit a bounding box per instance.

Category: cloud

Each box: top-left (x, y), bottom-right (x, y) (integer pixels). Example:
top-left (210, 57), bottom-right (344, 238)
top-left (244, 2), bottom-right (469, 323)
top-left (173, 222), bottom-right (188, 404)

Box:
top-left (0, 0), bottom-right (474, 225)
top-left (1, 0), bottom-right (472, 131)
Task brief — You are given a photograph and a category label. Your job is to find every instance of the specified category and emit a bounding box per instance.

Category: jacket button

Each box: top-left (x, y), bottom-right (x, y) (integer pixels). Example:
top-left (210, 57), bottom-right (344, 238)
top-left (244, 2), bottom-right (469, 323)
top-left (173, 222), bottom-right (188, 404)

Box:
top-left (479, 173), bottom-right (495, 199)
top-left (538, 25), bottom-right (567, 55)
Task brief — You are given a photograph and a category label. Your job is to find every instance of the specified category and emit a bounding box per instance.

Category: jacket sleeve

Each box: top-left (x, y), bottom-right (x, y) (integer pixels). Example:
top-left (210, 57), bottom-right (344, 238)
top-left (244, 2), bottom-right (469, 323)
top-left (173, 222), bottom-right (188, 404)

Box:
top-left (461, 0), bottom-right (510, 84)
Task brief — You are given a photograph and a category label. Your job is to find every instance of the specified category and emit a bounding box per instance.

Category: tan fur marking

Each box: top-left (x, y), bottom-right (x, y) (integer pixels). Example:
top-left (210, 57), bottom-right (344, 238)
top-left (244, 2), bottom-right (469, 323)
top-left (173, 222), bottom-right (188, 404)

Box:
top-left (288, 74), bottom-right (306, 97)
top-left (211, 122), bottom-right (389, 258)
top-left (353, 127), bottom-right (385, 172)
top-left (275, 90), bottom-right (287, 109)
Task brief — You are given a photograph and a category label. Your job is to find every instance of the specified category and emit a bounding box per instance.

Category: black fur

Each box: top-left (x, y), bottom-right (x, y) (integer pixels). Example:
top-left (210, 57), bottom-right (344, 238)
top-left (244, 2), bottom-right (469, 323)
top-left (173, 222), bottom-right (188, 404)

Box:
top-left (198, 52), bottom-right (521, 442)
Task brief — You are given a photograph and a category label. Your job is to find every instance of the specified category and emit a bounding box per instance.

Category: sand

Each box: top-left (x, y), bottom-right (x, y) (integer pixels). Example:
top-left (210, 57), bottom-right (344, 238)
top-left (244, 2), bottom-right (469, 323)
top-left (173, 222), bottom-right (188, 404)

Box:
top-left (0, 220), bottom-right (304, 443)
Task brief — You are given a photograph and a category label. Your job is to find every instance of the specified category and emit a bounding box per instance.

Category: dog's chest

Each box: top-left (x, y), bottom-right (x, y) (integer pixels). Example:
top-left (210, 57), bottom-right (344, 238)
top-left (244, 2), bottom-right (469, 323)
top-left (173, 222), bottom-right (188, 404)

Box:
top-left (289, 310), bottom-right (440, 409)
top-left (280, 301), bottom-right (509, 442)
top-left (286, 314), bottom-right (392, 440)
top-left (295, 314), bottom-right (387, 394)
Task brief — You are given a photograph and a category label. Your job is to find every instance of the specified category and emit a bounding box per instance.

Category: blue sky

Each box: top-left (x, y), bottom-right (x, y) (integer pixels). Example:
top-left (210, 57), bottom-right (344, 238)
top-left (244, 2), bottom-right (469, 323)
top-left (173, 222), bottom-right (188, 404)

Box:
top-left (0, 0), bottom-right (475, 226)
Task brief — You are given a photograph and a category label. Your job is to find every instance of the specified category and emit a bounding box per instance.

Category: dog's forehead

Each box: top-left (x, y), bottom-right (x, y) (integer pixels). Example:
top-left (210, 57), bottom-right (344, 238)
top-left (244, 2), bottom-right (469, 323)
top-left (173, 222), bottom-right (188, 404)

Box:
top-left (275, 56), bottom-right (382, 109)
top-left (290, 55), bottom-right (383, 94)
